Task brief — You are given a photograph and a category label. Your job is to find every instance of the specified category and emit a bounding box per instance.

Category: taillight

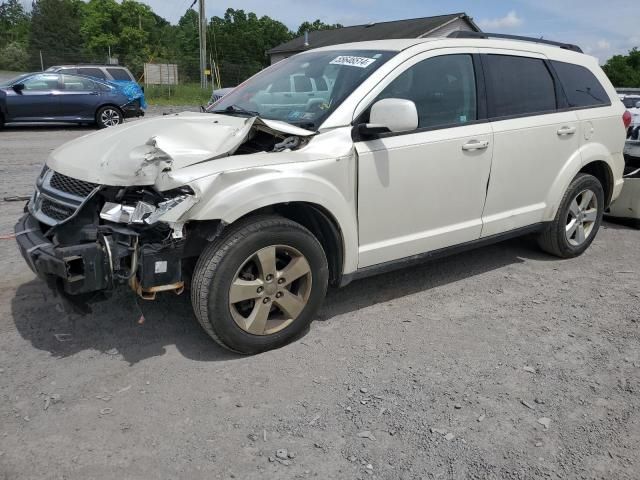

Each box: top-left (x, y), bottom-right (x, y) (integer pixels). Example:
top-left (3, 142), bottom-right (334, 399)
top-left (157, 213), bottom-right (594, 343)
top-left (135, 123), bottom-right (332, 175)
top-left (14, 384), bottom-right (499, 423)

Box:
top-left (623, 110), bottom-right (632, 129)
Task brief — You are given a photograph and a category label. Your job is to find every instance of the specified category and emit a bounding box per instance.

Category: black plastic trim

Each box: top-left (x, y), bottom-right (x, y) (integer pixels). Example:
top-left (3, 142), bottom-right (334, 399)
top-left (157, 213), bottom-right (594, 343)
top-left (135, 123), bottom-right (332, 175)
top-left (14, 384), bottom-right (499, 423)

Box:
top-left (448, 31), bottom-right (583, 53)
top-left (339, 223), bottom-right (546, 287)
top-left (14, 213), bottom-right (110, 294)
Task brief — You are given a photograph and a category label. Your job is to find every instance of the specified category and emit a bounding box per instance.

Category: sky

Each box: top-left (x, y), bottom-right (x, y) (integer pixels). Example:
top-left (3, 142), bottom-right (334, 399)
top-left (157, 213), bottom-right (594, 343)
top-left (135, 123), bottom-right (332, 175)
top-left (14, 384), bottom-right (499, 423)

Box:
top-left (21, 0), bottom-right (640, 63)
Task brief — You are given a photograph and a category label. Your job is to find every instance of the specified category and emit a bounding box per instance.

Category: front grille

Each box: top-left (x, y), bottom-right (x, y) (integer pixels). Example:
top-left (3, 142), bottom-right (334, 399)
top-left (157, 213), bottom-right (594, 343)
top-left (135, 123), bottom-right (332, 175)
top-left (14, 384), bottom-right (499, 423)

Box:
top-left (50, 172), bottom-right (98, 198)
top-left (40, 198), bottom-right (75, 221)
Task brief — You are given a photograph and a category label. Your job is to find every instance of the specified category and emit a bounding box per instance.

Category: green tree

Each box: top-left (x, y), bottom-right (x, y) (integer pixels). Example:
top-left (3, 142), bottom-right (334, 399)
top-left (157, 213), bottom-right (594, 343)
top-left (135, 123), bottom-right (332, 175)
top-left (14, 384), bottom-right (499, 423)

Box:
top-left (0, 41), bottom-right (29, 70)
top-left (209, 8), bottom-right (292, 85)
top-left (174, 9), bottom-right (200, 82)
top-left (295, 19), bottom-right (343, 37)
top-left (603, 47), bottom-right (640, 87)
top-left (0, 0), bottom-right (30, 47)
top-left (28, 0), bottom-right (85, 69)
top-left (80, 0), bottom-right (170, 76)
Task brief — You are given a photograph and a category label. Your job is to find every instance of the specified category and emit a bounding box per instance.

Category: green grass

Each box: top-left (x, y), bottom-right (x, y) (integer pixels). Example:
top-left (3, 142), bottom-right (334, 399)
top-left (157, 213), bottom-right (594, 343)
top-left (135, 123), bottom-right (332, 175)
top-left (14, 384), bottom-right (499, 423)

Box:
top-left (144, 83), bottom-right (211, 106)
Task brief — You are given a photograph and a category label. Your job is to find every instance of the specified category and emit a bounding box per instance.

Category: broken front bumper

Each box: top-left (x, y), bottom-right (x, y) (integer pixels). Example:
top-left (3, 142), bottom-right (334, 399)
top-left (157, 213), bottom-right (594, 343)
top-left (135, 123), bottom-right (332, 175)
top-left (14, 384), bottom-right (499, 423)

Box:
top-left (15, 212), bottom-right (186, 299)
top-left (15, 213), bottom-right (110, 294)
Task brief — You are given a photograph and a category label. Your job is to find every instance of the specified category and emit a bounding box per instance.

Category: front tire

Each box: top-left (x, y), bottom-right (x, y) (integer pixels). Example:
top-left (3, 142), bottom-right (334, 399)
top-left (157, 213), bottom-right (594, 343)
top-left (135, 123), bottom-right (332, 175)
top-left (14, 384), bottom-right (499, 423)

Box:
top-left (191, 215), bottom-right (329, 354)
top-left (537, 173), bottom-right (604, 258)
top-left (95, 106), bottom-right (123, 129)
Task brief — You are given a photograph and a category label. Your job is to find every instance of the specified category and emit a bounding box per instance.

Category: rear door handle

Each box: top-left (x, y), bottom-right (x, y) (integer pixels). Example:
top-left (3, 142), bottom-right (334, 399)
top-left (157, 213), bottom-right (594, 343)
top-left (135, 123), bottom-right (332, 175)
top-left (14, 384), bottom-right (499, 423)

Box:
top-left (557, 126), bottom-right (576, 136)
top-left (462, 140), bottom-right (489, 151)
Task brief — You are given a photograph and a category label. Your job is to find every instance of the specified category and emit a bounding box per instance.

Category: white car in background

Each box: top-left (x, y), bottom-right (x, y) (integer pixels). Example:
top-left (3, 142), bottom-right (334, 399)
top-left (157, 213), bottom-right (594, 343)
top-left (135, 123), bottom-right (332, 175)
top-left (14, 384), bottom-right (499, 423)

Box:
top-left (607, 94), bottom-right (640, 226)
top-left (622, 95), bottom-right (640, 158)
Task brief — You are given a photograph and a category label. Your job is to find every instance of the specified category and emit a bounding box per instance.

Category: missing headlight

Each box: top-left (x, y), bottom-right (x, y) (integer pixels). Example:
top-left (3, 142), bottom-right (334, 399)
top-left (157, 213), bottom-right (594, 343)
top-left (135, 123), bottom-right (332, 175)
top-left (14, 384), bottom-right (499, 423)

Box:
top-left (99, 193), bottom-right (197, 226)
top-left (100, 202), bottom-right (135, 223)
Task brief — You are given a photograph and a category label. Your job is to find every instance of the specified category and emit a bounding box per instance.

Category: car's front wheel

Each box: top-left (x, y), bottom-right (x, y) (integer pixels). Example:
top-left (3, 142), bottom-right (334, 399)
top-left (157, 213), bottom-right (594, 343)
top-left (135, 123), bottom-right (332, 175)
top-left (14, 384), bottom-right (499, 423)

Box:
top-left (537, 173), bottom-right (604, 258)
top-left (95, 106), bottom-right (124, 129)
top-left (191, 215), bottom-right (329, 354)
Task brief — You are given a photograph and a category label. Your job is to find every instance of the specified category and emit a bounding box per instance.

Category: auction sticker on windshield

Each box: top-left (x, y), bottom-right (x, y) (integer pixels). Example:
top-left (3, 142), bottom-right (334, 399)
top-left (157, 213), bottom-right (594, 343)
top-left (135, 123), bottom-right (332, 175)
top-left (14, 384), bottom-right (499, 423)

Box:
top-left (330, 56), bottom-right (376, 68)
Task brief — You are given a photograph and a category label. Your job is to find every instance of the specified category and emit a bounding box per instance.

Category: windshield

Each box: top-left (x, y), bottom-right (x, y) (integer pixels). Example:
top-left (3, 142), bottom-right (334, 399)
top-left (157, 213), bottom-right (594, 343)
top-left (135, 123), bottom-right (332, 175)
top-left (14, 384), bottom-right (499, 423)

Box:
top-left (623, 97), bottom-right (640, 108)
top-left (208, 50), bottom-right (396, 130)
top-left (0, 73), bottom-right (30, 87)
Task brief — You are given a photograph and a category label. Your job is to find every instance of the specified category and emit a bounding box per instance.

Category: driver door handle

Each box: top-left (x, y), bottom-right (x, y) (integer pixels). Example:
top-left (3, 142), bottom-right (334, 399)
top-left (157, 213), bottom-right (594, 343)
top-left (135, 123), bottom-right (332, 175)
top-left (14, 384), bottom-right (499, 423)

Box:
top-left (462, 140), bottom-right (489, 151)
top-left (557, 126), bottom-right (576, 136)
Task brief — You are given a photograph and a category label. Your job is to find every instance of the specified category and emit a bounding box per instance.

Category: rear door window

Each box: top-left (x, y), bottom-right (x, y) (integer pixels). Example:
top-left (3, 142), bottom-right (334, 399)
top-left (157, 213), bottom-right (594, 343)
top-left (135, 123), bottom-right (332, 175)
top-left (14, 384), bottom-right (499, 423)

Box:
top-left (551, 61), bottom-right (610, 108)
top-left (484, 55), bottom-right (556, 118)
top-left (78, 67), bottom-right (106, 80)
top-left (107, 68), bottom-right (133, 81)
top-left (61, 74), bottom-right (97, 91)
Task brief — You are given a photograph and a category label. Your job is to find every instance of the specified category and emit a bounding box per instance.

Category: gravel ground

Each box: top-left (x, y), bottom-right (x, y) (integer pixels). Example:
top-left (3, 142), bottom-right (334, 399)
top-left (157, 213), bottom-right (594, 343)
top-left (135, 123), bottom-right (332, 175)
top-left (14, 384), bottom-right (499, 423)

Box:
top-left (0, 114), bottom-right (639, 480)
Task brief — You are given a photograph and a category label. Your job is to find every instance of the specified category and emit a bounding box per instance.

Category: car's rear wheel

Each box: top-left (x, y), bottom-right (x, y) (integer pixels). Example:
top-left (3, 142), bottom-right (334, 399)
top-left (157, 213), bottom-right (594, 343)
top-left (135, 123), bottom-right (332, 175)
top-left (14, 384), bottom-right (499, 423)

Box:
top-left (191, 215), bottom-right (329, 354)
top-left (96, 106), bottom-right (123, 129)
top-left (537, 173), bottom-right (604, 258)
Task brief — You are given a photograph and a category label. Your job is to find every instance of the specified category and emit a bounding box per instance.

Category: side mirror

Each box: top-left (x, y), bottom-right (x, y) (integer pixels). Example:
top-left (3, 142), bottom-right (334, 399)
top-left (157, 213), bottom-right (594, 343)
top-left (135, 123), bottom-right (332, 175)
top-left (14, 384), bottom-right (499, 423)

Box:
top-left (12, 83), bottom-right (25, 93)
top-left (359, 98), bottom-right (419, 136)
top-left (635, 101), bottom-right (640, 109)
top-left (200, 105), bottom-right (206, 113)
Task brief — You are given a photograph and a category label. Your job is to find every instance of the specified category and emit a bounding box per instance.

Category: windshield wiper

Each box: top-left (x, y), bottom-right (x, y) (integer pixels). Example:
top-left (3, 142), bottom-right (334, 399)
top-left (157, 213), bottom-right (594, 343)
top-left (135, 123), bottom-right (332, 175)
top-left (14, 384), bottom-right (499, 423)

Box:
top-left (211, 104), bottom-right (260, 117)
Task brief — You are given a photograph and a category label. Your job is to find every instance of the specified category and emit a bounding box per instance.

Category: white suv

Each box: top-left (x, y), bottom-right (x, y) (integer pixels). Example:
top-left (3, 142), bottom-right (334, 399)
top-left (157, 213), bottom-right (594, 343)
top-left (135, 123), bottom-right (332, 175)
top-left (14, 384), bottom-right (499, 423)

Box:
top-left (16, 33), bottom-right (627, 354)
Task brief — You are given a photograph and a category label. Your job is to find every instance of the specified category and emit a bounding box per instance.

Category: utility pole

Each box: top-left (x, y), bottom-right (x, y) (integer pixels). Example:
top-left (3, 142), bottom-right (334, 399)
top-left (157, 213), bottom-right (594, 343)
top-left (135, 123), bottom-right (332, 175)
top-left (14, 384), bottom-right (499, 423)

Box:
top-left (198, 0), bottom-right (208, 89)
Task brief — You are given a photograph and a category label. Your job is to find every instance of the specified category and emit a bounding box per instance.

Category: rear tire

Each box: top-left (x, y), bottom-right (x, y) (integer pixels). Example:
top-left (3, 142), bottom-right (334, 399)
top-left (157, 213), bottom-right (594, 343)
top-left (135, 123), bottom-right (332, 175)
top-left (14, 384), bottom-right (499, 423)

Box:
top-left (191, 215), bottom-right (329, 354)
top-left (537, 173), bottom-right (604, 258)
top-left (95, 106), bottom-right (123, 129)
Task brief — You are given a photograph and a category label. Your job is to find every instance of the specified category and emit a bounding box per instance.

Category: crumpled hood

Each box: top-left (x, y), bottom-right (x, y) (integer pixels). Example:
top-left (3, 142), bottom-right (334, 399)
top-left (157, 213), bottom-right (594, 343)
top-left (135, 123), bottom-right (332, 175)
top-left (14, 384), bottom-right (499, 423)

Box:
top-left (46, 112), bottom-right (314, 186)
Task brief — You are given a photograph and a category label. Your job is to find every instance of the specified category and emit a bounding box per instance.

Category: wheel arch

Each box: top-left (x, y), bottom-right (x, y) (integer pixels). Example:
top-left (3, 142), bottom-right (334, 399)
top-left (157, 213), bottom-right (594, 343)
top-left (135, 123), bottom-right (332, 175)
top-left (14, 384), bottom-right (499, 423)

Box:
top-left (578, 160), bottom-right (614, 207)
top-left (186, 171), bottom-right (359, 280)
top-left (543, 147), bottom-right (619, 220)
top-left (188, 202), bottom-right (347, 287)
top-left (95, 103), bottom-right (123, 120)
top-left (253, 202), bottom-right (345, 286)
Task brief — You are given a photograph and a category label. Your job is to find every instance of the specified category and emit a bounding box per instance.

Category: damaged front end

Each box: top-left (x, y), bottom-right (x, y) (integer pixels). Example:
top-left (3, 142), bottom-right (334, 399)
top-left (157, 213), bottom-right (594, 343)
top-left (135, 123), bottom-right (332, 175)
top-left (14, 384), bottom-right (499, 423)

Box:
top-left (15, 112), bottom-right (316, 304)
top-left (16, 165), bottom-right (199, 301)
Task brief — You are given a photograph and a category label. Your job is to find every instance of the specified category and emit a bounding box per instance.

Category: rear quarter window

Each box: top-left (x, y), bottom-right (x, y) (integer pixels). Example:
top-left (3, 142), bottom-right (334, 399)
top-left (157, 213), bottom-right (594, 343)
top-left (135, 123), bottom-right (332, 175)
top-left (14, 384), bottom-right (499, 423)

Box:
top-left (551, 61), bottom-right (610, 108)
top-left (484, 54), bottom-right (557, 118)
top-left (78, 67), bottom-right (106, 80)
top-left (107, 68), bottom-right (134, 81)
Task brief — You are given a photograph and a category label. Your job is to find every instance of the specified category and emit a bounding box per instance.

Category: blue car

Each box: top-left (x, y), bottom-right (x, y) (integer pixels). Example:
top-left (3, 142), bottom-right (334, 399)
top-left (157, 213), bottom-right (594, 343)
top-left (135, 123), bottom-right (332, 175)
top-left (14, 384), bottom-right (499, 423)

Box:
top-left (0, 72), bottom-right (144, 129)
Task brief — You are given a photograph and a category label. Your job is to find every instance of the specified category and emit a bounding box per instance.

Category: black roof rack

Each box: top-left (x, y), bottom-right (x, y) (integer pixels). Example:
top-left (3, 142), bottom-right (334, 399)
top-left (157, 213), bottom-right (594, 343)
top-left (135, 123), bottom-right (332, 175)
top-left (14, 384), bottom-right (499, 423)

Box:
top-left (447, 31), bottom-right (583, 53)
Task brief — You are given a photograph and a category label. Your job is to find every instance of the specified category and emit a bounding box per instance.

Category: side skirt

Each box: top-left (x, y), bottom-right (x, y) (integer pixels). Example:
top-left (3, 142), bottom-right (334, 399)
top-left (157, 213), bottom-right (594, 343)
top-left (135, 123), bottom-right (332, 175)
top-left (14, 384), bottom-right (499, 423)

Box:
top-left (339, 223), bottom-right (547, 287)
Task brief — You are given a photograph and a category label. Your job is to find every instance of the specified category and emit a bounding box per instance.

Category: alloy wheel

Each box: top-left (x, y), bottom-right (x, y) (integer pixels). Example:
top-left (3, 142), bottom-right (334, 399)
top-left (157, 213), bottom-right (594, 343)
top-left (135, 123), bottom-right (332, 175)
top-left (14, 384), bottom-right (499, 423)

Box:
top-left (100, 108), bottom-right (121, 127)
top-left (228, 245), bottom-right (313, 335)
top-left (566, 188), bottom-right (598, 246)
